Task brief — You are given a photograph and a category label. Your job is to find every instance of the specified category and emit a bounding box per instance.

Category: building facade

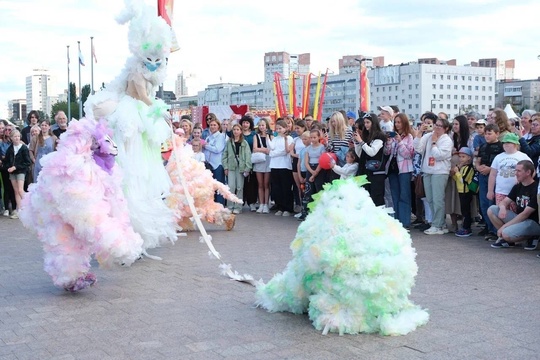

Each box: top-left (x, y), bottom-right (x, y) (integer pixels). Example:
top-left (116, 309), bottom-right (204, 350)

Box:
top-left (368, 63), bottom-right (496, 121)
top-left (25, 69), bottom-right (57, 116)
top-left (175, 72), bottom-right (189, 97)
top-left (263, 51), bottom-right (310, 83)
top-left (7, 99), bottom-right (27, 122)
top-left (494, 78), bottom-right (540, 112)
top-left (194, 53), bottom-right (498, 124)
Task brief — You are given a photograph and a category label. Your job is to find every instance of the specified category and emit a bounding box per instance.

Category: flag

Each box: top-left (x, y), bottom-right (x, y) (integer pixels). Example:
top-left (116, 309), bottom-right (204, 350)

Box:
top-left (157, 0), bottom-right (180, 52)
top-left (78, 49), bottom-right (85, 66)
top-left (91, 42), bottom-right (97, 63)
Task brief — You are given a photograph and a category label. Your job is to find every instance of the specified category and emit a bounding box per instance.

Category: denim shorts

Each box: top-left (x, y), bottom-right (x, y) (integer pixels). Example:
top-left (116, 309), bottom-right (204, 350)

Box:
top-left (9, 173), bottom-right (25, 181)
top-left (488, 205), bottom-right (540, 240)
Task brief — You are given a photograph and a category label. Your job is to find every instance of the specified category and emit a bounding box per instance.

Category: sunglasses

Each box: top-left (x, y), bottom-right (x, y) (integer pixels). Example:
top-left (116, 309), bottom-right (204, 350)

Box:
top-left (362, 113), bottom-right (372, 120)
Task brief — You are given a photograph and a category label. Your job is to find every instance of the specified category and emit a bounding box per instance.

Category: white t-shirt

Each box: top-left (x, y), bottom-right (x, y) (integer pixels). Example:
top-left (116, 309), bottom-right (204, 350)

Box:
top-left (13, 144), bottom-right (22, 155)
top-left (192, 152), bottom-right (205, 163)
top-left (380, 120), bottom-right (394, 132)
top-left (491, 151), bottom-right (532, 195)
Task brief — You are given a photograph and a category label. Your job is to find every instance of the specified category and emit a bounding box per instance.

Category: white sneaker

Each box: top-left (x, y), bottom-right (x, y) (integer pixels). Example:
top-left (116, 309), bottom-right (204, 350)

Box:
top-left (294, 212), bottom-right (303, 218)
top-left (250, 204), bottom-right (257, 212)
top-left (282, 211), bottom-right (291, 217)
top-left (233, 209), bottom-right (241, 214)
top-left (424, 226), bottom-right (444, 235)
top-left (9, 210), bottom-right (18, 219)
top-left (256, 205), bottom-right (264, 213)
top-left (2, 210), bottom-right (8, 217)
top-left (275, 211), bottom-right (283, 216)
top-left (262, 205), bottom-right (269, 214)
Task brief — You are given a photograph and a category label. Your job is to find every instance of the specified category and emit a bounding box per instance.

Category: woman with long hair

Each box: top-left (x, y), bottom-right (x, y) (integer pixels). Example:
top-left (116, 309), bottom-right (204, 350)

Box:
top-left (239, 115), bottom-right (258, 211)
top-left (252, 117), bottom-right (273, 213)
top-left (446, 115), bottom-right (471, 232)
top-left (384, 113), bottom-right (415, 228)
top-left (493, 109), bottom-right (511, 141)
top-left (2, 129), bottom-right (32, 219)
top-left (354, 113), bottom-right (387, 206)
top-left (327, 111), bottom-right (354, 181)
top-left (0, 121), bottom-right (16, 216)
top-left (29, 120), bottom-right (57, 183)
top-left (222, 124), bottom-right (252, 214)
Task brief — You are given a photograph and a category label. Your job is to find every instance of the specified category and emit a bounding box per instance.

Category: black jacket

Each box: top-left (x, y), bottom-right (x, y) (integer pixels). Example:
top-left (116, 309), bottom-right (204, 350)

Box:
top-left (2, 143), bottom-right (31, 174)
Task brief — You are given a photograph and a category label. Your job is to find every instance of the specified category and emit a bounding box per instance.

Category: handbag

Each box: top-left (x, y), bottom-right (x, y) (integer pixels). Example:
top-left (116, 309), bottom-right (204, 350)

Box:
top-left (251, 134), bottom-right (266, 164)
top-left (365, 146), bottom-right (385, 172)
top-left (251, 152), bottom-right (266, 164)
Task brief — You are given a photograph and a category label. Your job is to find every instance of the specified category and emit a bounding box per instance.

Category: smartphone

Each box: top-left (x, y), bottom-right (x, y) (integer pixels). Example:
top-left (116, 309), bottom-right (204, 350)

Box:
top-left (427, 124), bottom-right (433, 131)
top-left (387, 131), bottom-right (396, 138)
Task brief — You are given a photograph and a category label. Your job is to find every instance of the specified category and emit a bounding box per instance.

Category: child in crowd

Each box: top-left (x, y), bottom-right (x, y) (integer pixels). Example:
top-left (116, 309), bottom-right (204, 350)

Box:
top-left (453, 147), bottom-right (475, 237)
top-left (330, 149), bottom-right (359, 180)
top-left (2, 130), bottom-right (31, 219)
top-left (221, 124), bottom-right (252, 214)
top-left (299, 129), bottom-right (326, 220)
top-left (487, 133), bottom-right (531, 213)
top-left (472, 119), bottom-right (487, 157)
top-left (190, 139), bottom-right (206, 163)
top-left (189, 126), bottom-right (206, 147)
top-left (296, 131), bottom-right (310, 219)
top-left (476, 124), bottom-right (503, 240)
top-left (268, 119), bottom-right (294, 216)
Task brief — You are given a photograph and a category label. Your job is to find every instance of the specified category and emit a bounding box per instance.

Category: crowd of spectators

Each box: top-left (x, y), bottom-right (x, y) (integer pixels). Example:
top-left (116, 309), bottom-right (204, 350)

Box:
top-left (3, 106), bottom-right (540, 260)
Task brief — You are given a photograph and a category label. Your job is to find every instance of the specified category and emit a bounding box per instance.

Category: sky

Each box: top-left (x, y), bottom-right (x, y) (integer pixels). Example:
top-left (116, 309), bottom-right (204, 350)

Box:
top-left (1, 0), bottom-right (539, 119)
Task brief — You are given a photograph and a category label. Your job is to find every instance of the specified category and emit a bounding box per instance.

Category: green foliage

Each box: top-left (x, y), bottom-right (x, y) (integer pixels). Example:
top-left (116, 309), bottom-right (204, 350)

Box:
top-left (51, 102), bottom-right (79, 122)
top-left (69, 82), bottom-right (77, 102)
top-left (188, 100), bottom-right (198, 106)
top-left (36, 110), bottom-right (49, 121)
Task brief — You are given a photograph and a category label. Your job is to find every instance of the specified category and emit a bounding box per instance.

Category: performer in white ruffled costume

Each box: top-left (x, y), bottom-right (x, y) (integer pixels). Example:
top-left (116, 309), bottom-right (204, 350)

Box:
top-left (85, 0), bottom-right (177, 252)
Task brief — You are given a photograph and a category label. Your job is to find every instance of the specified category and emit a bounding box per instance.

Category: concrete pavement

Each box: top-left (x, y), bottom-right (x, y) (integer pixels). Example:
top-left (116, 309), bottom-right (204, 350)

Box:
top-left (0, 210), bottom-right (540, 359)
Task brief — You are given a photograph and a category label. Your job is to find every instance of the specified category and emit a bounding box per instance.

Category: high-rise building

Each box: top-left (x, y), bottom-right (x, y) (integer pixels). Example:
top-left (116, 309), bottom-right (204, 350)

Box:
top-left (175, 72), bottom-right (189, 97)
top-left (263, 51), bottom-right (310, 82)
top-left (338, 55), bottom-right (384, 74)
top-left (477, 58), bottom-right (515, 80)
top-left (7, 99), bottom-right (27, 122)
top-left (25, 69), bottom-right (57, 116)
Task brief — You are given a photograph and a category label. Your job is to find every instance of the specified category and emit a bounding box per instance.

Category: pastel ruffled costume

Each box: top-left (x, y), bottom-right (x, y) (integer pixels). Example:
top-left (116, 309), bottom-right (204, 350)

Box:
top-left (19, 118), bottom-right (144, 291)
top-left (165, 135), bottom-right (240, 231)
top-left (256, 177), bottom-right (429, 336)
top-left (84, 0), bottom-right (178, 251)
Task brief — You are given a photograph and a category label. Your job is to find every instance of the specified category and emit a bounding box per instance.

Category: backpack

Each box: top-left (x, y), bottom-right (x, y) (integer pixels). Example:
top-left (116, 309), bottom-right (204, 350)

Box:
top-left (464, 166), bottom-right (479, 194)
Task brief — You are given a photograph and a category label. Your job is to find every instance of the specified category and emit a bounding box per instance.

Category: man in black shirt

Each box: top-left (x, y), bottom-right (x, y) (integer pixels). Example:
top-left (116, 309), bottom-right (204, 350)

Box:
top-left (489, 160), bottom-right (540, 248)
top-left (476, 124), bottom-right (504, 240)
top-left (52, 111), bottom-right (68, 140)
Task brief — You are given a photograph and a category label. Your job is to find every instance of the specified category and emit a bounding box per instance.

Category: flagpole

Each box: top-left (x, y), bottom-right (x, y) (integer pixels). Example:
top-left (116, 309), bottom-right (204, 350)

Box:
top-left (67, 45), bottom-right (71, 121)
top-left (90, 36), bottom-right (94, 95)
top-left (77, 41), bottom-right (82, 118)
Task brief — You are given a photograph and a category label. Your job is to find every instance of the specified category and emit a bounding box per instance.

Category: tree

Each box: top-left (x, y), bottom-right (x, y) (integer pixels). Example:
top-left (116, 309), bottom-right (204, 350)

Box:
top-left (188, 100), bottom-right (198, 106)
top-left (51, 102), bottom-right (79, 121)
top-left (69, 82), bottom-right (77, 102)
top-left (37, 110), bottom-right (49, 121)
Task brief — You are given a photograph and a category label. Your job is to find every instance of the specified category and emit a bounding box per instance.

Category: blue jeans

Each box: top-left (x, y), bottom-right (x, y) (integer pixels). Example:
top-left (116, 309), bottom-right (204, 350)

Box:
top-left (212, 165), bottom-right (226, 205)
top-left (478, 173), bottom-right (495, 233)
top-left (388, 172), bottom-right (412, 227)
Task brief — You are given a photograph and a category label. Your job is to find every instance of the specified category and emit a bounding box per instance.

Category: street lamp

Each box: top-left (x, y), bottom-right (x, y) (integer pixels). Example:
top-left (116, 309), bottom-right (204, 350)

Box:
top-left (431, 99), bottom-right (439, 111)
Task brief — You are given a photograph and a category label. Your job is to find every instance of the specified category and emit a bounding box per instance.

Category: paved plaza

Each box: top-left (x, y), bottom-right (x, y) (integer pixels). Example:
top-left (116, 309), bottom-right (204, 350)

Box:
top-left (1, 210), bottom-right (540, 360)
